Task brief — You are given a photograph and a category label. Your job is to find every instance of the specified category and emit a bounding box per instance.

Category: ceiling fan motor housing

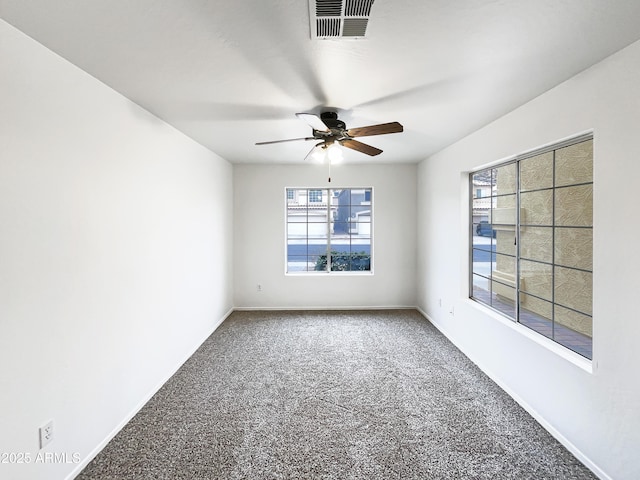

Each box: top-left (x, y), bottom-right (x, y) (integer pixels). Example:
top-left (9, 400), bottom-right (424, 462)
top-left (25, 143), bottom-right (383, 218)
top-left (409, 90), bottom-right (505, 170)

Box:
top-left (320, 111), bottom-right (346, 130)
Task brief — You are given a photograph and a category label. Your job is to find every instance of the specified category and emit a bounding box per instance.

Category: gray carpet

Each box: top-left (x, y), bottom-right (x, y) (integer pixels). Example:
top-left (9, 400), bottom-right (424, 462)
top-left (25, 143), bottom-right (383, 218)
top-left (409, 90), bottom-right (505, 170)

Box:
top-left (77, 309), bottom-right (596, 479)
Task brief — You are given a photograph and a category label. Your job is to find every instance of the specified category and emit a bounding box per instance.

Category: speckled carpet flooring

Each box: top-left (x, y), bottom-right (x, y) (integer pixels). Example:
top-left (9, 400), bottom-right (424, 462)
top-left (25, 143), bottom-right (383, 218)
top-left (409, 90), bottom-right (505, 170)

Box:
top-left (77, 309), bottom-right (595, 479)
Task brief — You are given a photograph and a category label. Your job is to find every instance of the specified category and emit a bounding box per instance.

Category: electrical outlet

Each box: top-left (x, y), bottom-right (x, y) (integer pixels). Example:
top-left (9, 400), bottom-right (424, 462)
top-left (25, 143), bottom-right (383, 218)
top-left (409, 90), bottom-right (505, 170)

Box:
top-left (39, 420), bottom-right (54, 449)
top-left (257, 284), bottom-right (262, 292)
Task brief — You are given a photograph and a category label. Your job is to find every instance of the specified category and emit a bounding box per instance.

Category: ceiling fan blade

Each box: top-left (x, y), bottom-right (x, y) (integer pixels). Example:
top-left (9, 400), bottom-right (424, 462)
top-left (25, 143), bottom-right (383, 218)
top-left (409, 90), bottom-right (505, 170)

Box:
top-left (347, 121), bottom-right (403, 138)
top-left (255, 137), bottom-right (315, 145)
top-left (296, 113), bottom-right (330, 132)
top-left (341, 139), bottom-right (383, 156)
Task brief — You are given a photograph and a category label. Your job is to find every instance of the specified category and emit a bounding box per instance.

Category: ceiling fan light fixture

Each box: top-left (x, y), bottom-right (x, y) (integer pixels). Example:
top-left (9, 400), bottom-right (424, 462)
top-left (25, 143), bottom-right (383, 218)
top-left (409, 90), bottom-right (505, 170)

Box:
top-left (310, 146), bottom-right (326, 163)
top-left (327, 143), bottom-right (344, 163)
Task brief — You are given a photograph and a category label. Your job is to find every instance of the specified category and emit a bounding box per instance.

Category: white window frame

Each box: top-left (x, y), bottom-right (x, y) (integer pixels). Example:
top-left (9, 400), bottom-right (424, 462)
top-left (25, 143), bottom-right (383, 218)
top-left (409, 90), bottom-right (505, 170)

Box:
top-left (469, 133), bottom-right (593, 361)
top-left (285, 187), bottom-right (374, 275)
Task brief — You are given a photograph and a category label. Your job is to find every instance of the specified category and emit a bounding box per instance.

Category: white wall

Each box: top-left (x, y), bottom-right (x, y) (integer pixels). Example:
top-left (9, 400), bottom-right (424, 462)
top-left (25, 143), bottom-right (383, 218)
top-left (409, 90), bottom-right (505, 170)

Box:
top-left (417, 39), bottom-right (640, 480)
top-left (234, 163), bottom-right (417, 309)
top-left (0, 20), bottom-right (233, 480)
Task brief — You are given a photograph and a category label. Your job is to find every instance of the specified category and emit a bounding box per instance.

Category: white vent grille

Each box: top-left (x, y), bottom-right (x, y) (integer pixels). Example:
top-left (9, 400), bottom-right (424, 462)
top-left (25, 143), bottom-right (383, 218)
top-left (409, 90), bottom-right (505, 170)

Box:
top-left (317, 18), bottom-right (342, 37)
top-left (309, 0), bottom-right (375, 39)
top-left (345, 0), bottom-right (374, 17)
top-left (316, 0), bottom-right (342, 16)
top-left (342, 18), bottom-right (368, 37)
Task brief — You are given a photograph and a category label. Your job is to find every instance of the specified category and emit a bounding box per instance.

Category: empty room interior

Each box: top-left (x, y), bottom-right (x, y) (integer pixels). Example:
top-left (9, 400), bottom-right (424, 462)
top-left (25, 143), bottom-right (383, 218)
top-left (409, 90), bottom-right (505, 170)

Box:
top-left (1, 1), bottom-right (639, 479)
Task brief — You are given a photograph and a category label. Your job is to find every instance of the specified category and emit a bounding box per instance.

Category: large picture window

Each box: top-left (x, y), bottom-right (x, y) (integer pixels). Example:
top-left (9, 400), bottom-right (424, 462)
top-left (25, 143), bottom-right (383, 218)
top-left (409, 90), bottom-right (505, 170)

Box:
top-left (286, 188), bottom-right (372, 273)
top-left (470, 135), bottom-right (593, 359)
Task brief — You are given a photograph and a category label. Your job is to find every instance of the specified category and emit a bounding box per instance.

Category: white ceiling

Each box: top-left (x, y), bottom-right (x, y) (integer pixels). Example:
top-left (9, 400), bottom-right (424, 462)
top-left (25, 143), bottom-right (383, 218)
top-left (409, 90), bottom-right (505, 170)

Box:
top-left (2, 0), bottom-right (640, 164)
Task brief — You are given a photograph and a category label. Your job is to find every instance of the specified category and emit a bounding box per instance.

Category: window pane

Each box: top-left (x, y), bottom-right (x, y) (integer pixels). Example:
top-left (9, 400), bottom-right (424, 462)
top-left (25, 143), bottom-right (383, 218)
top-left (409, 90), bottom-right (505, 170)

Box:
top-left (472, 274), bottom-right (491, 304)
top-left (472, 249), bottom-right (494, 278)
top-left (520, 152), bottom-right (553, 192)
top-left (355, 211), bottom-right (371, 222)
top-left (287, 242), bottom-right (306, 257)
top-left (495, 230), bottom-right (515, 256)
top-left (519, 226), bottom-right (552, 263)
top-left (330, 243), bottom-right (351, 254)
top-left (554, 305), bottom-right (592, 338)
top-left (350, 188), bottom-right (370, 204)
top-left (493, 253), bottom-right (516, 283)
top-left (472, 170), bottom-right (493, 191)
top-left (351, 221), bottom-right (371, 236)
top-left (308, 189), bottom-right (323, 202)
top-left (329, 251), bottom-right (371, 271)
top-left (287, 223), bottom-right (307, 238)
top-left (555, 139), bottom-right (593, 187)
top-left (472, 230), bottom-right (494, 252)
top-left (493, 193), bottom-right (516, 226)
top-left (491, 282), bottom-right (516, 318)
top-left (306, 242), bottom-right (328, 256)
top-left (555, 266), bottom-right (592, 315)
top-left (351, 245), bottom-right (371, 258)
top-left (309, 256), bottom-right (326, 271)
top-left (554, 306), bottom-right (593, 359)
top-left (308, 217), bottom-right (328, 224)
top-left (472, 243), bottom-right (492, 268)
top-left (350, 252), bottom-right (371, 271)
top-left (519, 293), bottom-right (553, 339)
top-left (335, 204), bottom-right (351, 222)
top-left (474, 227), bottom-right (495, 246)
top-left (555, 227), bottom-right (592, 270)
top-left (494, 163), bottom-right (516, 195)
top-left (472, 171), bottom-right (493, 242)
top-left (333, 221), bottom-right (349, 234)
top-left (520, 189), bottom-right (553, 225)
top-left (555, 184), bottom-right (592, 226)
top-left (287, 256), bottom-right (311, 272)
top-left (308, 225), bottom-right (328, 239)
top-left (520, 260), bottom-right (552, 301)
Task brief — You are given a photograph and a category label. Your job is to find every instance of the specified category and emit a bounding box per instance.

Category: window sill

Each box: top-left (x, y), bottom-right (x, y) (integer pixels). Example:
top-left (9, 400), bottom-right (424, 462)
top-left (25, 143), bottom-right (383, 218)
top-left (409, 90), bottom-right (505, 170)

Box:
top-left (285, 271), bottom-right (374, 276)
top-left (467, 299), bottom-right (593, 374)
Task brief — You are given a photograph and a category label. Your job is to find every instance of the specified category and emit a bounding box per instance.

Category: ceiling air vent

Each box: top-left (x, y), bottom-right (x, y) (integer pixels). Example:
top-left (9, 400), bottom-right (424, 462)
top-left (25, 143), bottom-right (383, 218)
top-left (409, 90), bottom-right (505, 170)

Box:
top-left (310, 0), bottom-right (375, 39)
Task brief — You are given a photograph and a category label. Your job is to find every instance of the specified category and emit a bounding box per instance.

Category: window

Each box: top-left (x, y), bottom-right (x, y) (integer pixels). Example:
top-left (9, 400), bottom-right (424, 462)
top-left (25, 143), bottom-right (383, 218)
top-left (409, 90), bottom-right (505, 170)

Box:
top-left (470, 135), bottom-right (593, 359)
top-left (286, 188), bottom-right (372, 273)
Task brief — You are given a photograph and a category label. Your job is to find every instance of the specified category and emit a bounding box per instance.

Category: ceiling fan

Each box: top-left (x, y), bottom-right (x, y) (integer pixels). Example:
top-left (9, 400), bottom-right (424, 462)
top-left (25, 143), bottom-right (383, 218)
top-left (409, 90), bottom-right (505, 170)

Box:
top-left (255, 111), bottom-right (403, 159)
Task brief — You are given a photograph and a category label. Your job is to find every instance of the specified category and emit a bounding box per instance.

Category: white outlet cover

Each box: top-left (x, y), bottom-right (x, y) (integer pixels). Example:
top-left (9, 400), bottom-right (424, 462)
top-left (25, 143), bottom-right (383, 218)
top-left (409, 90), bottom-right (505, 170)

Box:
top-left (39, 420), bottom-right (53, 449)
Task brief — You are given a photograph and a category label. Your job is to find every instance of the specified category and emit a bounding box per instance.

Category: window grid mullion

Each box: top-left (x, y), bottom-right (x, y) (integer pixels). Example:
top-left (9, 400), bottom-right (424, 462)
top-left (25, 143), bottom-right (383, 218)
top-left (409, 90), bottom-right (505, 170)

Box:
top-left (490, 169), bottom-right (495, 304)
top-left (306, 194), bottom-right (310, 271)
top-left (515, 159), bottom-right (521, 324)
top-left (551, 150), bottom-right (557, 341)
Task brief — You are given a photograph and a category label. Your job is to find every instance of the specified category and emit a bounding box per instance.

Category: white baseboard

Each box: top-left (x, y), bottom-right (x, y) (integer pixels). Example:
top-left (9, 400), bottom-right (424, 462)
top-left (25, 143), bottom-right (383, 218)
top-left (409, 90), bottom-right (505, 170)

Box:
top-left (66, 307), bottom-right (234, 480)
top-left (233, 305), bottom-right (418, 311)
top-left (415, 307), bottom-right (610, 480)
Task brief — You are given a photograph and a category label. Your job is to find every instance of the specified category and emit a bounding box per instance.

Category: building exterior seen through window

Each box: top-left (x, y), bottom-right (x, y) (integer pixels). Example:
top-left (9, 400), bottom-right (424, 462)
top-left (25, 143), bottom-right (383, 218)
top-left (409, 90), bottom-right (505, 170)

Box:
top-left (470, 136), bottom-right (593, 359)
top-left (286, 188), bottom-right (372, 273)
top-left (308, 189), bottom-right (323, 203)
